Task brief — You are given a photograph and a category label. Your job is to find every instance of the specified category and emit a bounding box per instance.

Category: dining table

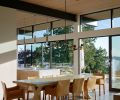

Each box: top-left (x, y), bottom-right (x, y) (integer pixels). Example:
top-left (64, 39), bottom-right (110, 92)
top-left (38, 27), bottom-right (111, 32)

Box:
top-left (13, 74), bottom-right (102, 100)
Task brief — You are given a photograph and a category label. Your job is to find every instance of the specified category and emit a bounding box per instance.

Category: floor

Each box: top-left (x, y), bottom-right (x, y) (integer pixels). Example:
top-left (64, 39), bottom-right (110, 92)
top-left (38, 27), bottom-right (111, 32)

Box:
top-left (28, 79), bottom-right (118, 100)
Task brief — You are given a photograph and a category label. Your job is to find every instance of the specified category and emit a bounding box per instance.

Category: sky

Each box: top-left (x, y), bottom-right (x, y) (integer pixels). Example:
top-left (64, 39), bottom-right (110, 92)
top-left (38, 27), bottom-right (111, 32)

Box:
top-left (94, 37), bottom-right (109, 56)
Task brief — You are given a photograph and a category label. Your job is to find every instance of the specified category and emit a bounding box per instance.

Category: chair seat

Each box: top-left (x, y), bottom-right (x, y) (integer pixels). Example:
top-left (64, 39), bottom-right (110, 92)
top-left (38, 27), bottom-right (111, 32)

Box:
top-left (7, 89), bottom-right (24, 99)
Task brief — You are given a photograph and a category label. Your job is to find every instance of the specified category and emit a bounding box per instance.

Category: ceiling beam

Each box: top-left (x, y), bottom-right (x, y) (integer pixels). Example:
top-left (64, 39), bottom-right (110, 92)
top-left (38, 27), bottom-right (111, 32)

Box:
top-left (0, 0), bottom-right (77, 22)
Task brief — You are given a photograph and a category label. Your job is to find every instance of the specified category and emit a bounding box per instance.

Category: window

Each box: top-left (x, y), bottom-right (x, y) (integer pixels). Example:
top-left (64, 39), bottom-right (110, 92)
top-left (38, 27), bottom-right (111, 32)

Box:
top-left (81, 10), bottom-right (111, 32)
top-left (34, 23), bottom-right (50, 38)
top-left (53, 20), bottom-right (74, 35)
top-left (113, 8), bottom-right (120, 28)
top-left (80, 37), bottom-right (109, 74)
top-left (24, 26), bottom-right (33, 39)
top-left (17, 28), bottom-right (25, 40)
top-left (51, 40), bottom-right (74, 74)
top-left (17, 45), bottom-right (25, 68)
top-left (25, 44), bottom-right (32, 67)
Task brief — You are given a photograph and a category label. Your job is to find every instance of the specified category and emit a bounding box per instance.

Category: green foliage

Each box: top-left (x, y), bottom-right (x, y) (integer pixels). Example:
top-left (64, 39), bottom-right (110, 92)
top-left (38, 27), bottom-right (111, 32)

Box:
top-left (81, 24), bottom-right (109, 74)
top-left (32, 25), bottom-right (74, 67)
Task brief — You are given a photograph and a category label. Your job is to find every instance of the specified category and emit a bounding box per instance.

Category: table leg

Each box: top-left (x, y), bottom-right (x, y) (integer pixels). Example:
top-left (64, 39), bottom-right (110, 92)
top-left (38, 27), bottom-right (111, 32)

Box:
top-left (32, 86), bottom-right (41, 100)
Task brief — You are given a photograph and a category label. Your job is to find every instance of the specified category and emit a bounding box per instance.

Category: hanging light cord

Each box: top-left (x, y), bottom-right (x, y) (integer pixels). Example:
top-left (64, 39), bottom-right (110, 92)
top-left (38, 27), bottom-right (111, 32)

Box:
top-left (65, 0), bottom-right (67, 43)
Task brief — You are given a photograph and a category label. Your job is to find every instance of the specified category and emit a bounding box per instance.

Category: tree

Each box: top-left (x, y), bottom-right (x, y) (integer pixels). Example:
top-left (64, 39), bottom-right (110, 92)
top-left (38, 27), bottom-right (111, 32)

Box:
top-left (81, 24), bottom-right (108, 74)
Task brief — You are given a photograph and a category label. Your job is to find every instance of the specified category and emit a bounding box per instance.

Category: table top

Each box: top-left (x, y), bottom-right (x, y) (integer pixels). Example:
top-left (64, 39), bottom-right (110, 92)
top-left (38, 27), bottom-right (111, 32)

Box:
top-left (13, 74), bottom-right (102, 87)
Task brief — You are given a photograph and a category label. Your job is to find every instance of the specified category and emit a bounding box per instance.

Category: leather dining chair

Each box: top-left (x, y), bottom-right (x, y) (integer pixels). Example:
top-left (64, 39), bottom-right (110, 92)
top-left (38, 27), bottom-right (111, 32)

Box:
top-left (44, 80), bottom-right (70, 100)
top-left (27, 76), bottom-right (40, 100)
top-left (93, 73), bottom-right (105, 96)
top-left (69, 78), bottom-right (85, 100)
top-left (87, 77), bottom-right (97, 100)
top-left (1, 81), bottom-right (25, 100)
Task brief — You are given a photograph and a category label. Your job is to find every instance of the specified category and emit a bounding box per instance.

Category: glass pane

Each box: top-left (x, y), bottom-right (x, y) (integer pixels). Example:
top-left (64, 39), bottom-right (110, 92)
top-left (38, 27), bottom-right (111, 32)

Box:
top-left (112, 36), bottom-right (120, 89)
top-left (113, 8), bottom-right (120, 28)
top-left (53, 20), bottom-right (74, 35)
top-left (81, 10), bottom-right (111, 32)
top-left (17, 45), bottom-right (25, 68)
top-left (18, 28), bottom-right (24, 40)
top-left (51, 40), bottom-right (74, 75)
top-left (24, 26), bottom-right (32, 39)
top-left (43, 42), bottom-right (50, 68)
top-left (32, 43), bottom-right (44, 69)
top-left (80, 37), bottom-right (109, 74)
top-left (34, 23), bottom-right (50, 38)
top-left (25, 44), bottom-right (32, 67)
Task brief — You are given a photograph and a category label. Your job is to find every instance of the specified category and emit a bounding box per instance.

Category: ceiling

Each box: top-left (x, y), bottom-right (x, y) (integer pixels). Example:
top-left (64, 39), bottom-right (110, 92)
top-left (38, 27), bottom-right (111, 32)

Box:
top-left (16, 0), bottom-right (120, 28)
top-left (16, 11), bottom-right (58, 28)
top-left (22, 0), bottom-right (120, 14)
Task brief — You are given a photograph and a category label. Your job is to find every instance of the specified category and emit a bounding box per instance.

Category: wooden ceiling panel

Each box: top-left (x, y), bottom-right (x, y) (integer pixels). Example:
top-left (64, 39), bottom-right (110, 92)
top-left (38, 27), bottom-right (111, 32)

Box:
top-left (16, 11), bottom-right (58, 28)
top-left (22, 0), bottom-right (120, 14)
top-left (17, 0), bottom-right (120, 27)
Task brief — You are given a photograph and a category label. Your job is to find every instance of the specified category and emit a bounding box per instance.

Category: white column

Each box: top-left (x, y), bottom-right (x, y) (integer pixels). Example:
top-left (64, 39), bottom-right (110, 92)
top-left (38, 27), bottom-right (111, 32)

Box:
top-left (73, 15), bottom-right (80, 74)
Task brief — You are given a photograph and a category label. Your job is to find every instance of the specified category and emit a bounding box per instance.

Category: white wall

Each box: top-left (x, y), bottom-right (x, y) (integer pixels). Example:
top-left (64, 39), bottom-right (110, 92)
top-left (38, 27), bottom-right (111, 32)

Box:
top-left (0, 6), bottom-right (17, 99)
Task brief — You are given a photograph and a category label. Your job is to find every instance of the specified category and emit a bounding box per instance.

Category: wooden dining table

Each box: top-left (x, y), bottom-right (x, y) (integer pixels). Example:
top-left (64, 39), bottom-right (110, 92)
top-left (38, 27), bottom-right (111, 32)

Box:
top-left (13, 74), bottom-right (102, 100)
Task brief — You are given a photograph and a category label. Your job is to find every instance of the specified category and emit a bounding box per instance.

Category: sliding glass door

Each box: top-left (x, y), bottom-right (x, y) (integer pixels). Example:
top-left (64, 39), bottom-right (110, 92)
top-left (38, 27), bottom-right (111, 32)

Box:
top-left (110, 36), bottom-right (120, 90)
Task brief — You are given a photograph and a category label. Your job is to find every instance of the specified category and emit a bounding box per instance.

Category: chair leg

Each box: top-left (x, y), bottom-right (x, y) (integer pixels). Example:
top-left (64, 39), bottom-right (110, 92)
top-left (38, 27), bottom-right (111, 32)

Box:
top-left (23, 94), bottom-right (25, 100)
top-left (45, 94), bottom-right (46, 100)
top-left (72, 93), bottom-right (74, 100)
top-left (43, 91), bottom-right (45, 100)
top-left (27, 91), bottom-right (29, 100)
top-left (56, 96), bottom-right (59, 100)
top-left (99, 85), bottom-right (101, 96)
top-left (51, 95), bottom-right (54, 100)
top-left (82, 92), bottom-right (84, 100)
top-left (68, 94), bottom-right (69, 100)
top-left (94, 89), bottom-right (96, 100)
top-left (48, 95), bottom-right (50, 100)
top-left (103, 84), bottom-right (105, 94)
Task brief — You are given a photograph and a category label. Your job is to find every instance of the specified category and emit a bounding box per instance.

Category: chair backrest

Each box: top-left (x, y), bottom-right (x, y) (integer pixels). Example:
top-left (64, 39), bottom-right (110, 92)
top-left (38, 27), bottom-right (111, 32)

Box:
top-left (28, 76), bottom-right (39, 80)
top-left (93, 73), bottom-right (105, 79)
top-left (73, 78), bottom-right (84, 95)
top-left (87, 77), bottom-right (96, 90)
top-left (56, 80), bottom-right (70, 96)
top-left (1, 81), bottom-right (7, 99)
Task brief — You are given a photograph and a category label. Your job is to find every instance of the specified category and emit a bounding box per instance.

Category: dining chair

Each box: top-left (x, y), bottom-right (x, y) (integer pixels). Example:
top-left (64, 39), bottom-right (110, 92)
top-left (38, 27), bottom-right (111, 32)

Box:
top-left (93, 73), bottom-right (105, 96)
top-left (69, 78), bottom-right (85, 100)
top-left (1, 81), bottom-right (25, 100)
top-left (87, 77), bottom-right (96, 100)
top-left (27, 76), bottom-right (39, 100)
top-left (44, 80), bottom-right (70, 100)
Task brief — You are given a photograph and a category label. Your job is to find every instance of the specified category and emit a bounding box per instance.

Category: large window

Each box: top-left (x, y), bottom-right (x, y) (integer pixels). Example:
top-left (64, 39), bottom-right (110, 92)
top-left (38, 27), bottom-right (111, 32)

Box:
top-left (113, 8), bottom-right (120, 28)
top-left (80, 37), bottom-right (109, 74)
top-left (17, 40), bottom-right (74, 74)
top-left (81, 10), bottom-right (111, 32)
